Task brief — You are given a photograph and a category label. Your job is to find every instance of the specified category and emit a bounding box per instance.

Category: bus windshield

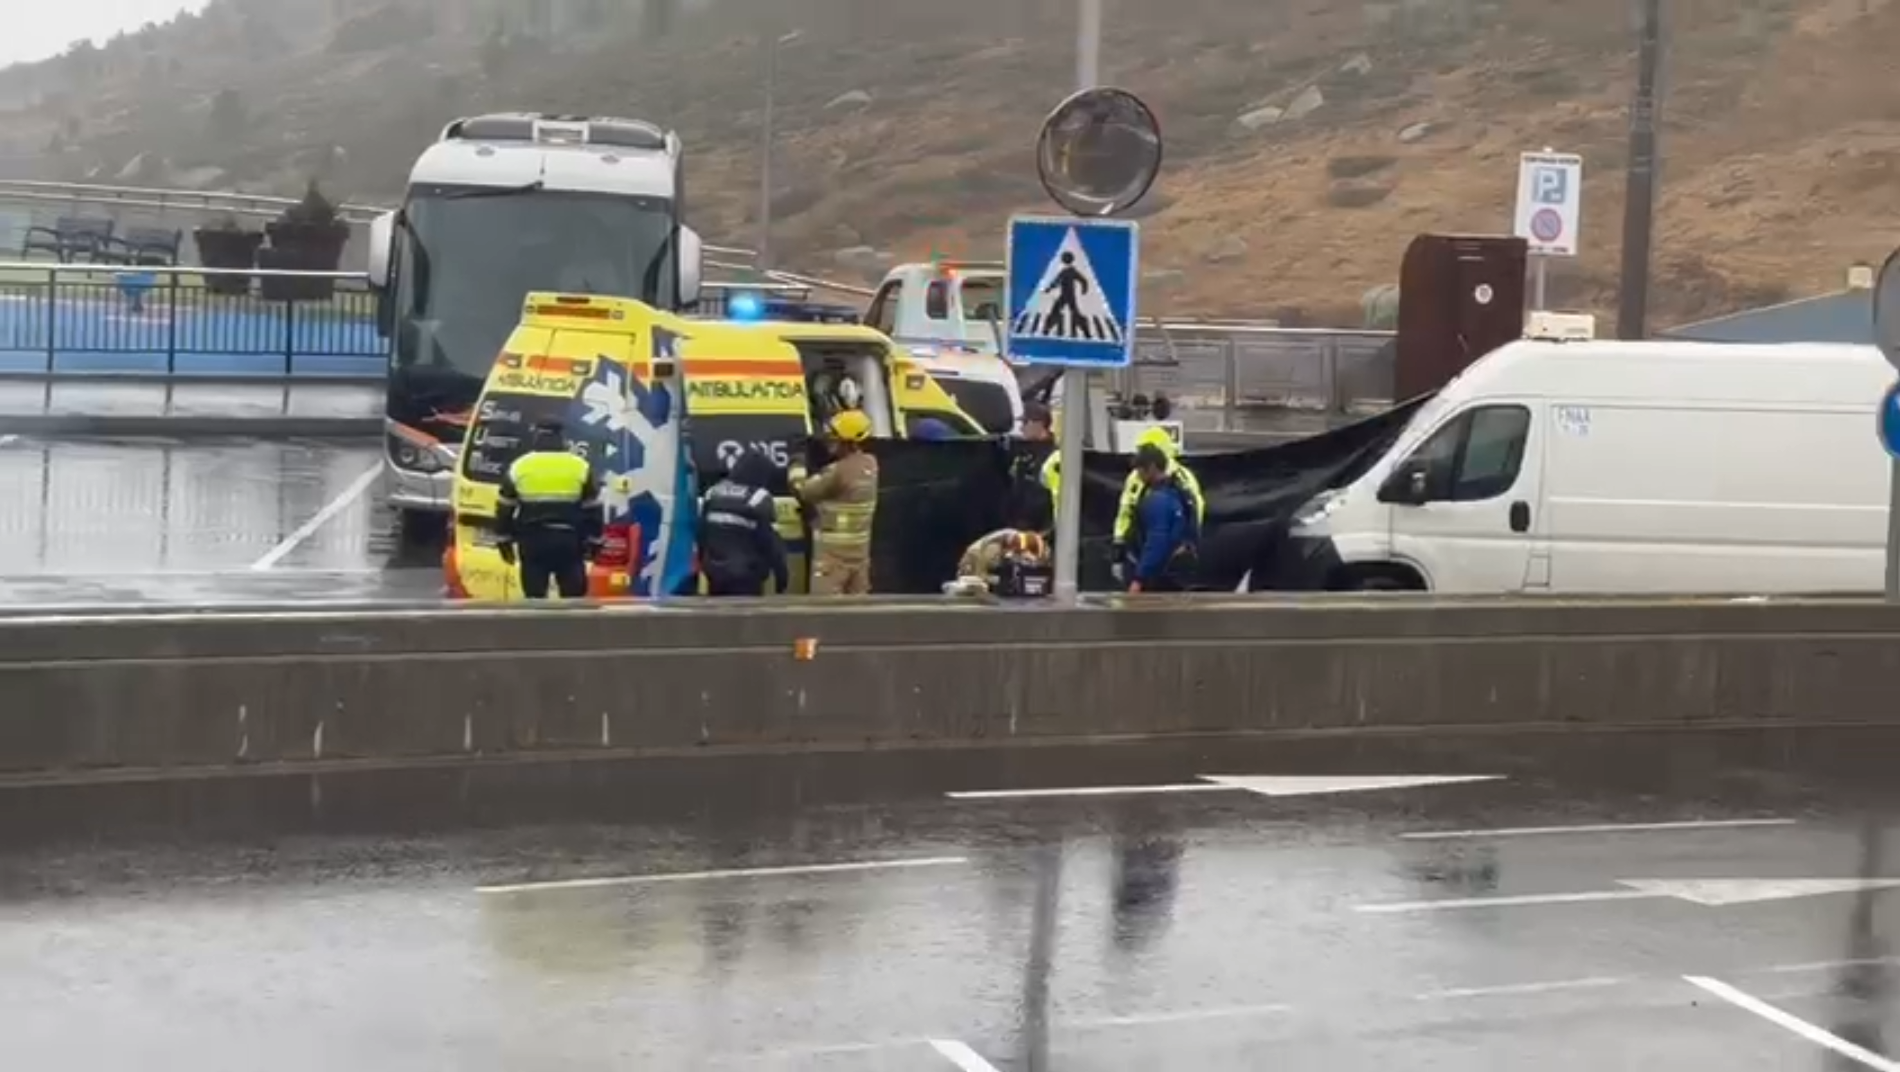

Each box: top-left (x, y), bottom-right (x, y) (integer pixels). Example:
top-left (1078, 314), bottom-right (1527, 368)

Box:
top-left (391, 187), bottom-right (678, 379)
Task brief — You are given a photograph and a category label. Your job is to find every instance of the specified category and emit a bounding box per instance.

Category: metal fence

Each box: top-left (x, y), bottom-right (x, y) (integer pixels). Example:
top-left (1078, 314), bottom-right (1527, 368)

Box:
top-left (1120, 323), bottom-right (1396, 430)
top-left (0, 262), bottom-right (383, 379)
top-left (0, 258), bottom-right (1399, 411)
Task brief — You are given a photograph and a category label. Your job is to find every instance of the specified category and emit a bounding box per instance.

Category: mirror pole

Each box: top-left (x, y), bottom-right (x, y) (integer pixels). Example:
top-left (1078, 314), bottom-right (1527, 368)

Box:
top-left (1077, 0), bottom-right (1101, 89)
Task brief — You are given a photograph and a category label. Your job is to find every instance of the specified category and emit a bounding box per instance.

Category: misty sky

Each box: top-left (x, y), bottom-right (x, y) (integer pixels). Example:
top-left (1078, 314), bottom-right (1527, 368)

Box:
top-left (2, 1), bottom-right (210, 67)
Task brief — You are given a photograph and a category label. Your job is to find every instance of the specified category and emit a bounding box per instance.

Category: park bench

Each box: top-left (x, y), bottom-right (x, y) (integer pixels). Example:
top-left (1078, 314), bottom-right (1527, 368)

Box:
top-left (94, 226), bottom-right (184, 267)
top-left (19, 216), bottom-right (116, 263)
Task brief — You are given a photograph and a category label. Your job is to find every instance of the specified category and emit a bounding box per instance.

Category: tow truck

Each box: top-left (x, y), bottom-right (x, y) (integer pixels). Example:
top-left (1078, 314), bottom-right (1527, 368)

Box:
top-left (862, 259), bottom-right (1181, 451)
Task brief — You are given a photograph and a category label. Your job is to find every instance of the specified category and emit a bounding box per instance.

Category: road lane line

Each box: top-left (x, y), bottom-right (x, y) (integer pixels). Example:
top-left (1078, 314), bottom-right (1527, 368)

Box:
top-left (1765, 956), bottom-right (1900, 975)
top-left (1074, 1003), bottom-right (1293, 1027)
top-left (476, 855), bottom-right (969, 894)
top-left (1685, 975), bottom-right (1900, 1071)
top-left (927, 1039), bottom-right (1002, 1072)
top-left (250, 463), bottom-right (382, 571)
top-left (947, 783), bottom-right (1236, 800)
top-left (1401, 818), bottom-right (1797, 841)
top-left (1357, 889), bottom-right (1660, 913)
top-left (1417, 976), bottom-right (1628, 1001)
top-left (0, 435), bottom-right (18, 447)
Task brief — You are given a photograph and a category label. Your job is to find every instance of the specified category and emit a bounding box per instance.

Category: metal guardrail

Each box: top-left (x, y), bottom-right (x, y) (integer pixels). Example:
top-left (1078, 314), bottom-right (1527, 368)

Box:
top-left (0, 179), bottom-right (390, 225)
top-left (1122, 323), bottom-right (1396, 426)
top-left (0, 262), bottom-right (382, 380)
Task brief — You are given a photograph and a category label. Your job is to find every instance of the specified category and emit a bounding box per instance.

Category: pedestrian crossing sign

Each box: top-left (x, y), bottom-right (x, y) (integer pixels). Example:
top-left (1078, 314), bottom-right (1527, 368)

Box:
top-left (1006, 215), bottom-right (1140, 368)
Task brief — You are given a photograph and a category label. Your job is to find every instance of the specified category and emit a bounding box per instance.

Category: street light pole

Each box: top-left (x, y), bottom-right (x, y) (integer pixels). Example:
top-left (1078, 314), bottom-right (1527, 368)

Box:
top-left (1616, 0), bottom-right (1663, 339)
top-left (758, 30), bottom-right (801, 271)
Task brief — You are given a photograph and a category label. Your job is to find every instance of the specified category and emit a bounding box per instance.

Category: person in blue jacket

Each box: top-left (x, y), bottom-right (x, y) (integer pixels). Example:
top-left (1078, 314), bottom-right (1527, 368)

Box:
top-left (1126, 443), bottom-right (1199, 593)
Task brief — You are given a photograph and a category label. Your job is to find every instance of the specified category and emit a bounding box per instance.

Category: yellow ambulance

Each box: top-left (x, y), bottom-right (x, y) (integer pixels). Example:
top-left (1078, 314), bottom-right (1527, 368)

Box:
top-left (445, 293), bottom-right (985, 600)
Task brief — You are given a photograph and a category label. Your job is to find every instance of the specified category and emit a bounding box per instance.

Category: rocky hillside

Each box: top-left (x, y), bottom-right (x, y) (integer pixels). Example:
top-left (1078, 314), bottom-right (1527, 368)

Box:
top-left (2, 0), bottom-right (1895, 326)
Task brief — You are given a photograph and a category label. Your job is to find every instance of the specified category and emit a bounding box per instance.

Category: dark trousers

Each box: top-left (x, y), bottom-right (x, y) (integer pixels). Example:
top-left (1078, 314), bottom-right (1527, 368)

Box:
top-left (705, 569), bottom-right (767, 597)
top-left (518, 530), bottom-right (588, 600)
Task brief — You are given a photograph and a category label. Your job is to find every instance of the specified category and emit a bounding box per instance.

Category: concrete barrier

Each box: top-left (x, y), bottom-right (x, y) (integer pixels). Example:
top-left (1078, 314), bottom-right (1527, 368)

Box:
top-left (2, 596), bottom-right (1899, 781)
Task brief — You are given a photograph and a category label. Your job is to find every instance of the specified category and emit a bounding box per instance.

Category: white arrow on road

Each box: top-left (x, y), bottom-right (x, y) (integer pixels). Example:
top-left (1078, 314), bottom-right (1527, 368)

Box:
top-left (948, 774), bottom-right (1503, 801)
top-left (1360, 878), bottom-right (1900, 914)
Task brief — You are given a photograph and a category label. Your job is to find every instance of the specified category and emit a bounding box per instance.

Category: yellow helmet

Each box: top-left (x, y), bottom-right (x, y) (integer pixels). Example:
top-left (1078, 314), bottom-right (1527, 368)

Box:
top-left (827, 408), bottom-right (873, 443)
top-left (1135, 426), bottom-right (1179, 455)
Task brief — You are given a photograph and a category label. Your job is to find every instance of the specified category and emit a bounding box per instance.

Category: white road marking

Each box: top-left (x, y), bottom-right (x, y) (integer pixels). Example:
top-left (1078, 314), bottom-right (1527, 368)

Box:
top-left (0, 434), bottom-right (19, 447)
top-left (250, 463), bottom-right (382, 571)
top-left (1416, 976), bottom-right (1628, 1001)
top-left (928, 1039), bottom-right (1001, 1072)
top-left (1765, 956), bottom-right (1900, 976)
top-left (1685, 975), bottom-right (1900, 1071)
top-left (1358, 889), bottom-right (1659, 914)
top-left (1073, 1003), bottom-right (1293, 1027)
top-left (946, 783), bottom-right (1235, 800)
top-left (1362, 877), bottom-right (1900, 914)
top-left (1619, 878), bottom-right (1900, 906)
top-left (476, 855), bottom-right (969, 894)
top-left (1201, 774), bottom-right (1504, 797)
top-left (949, 773), bottom-right (1504, 801)
top-left (1401, 818), bottom-right (1797, 841)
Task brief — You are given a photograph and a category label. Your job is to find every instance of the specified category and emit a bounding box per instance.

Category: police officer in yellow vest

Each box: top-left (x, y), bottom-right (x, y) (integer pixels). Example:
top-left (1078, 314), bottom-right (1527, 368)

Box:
top-left (1112, 427), bottom-right (1202, 584)
top-left (791, 408), bottom-right (879, 596)
top-left (496, 420), bottom-right (602, 600)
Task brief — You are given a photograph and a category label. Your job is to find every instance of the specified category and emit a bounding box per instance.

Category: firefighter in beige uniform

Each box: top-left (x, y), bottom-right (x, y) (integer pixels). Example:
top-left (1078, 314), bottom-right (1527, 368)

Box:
top-left (791, 409), bottom-right (880, 596)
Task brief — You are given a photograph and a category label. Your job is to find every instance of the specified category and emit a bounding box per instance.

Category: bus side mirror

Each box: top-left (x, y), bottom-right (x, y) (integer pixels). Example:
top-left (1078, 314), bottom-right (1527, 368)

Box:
top-left (679, 226), bottom-right (703, 307)
top-left (367, 211), bottom-right (395, 289)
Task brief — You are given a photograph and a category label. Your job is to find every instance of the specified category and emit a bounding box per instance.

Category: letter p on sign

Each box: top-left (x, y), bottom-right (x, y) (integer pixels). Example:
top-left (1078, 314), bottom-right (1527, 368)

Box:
top-left (1534, 166), bottom-right (1567, 204)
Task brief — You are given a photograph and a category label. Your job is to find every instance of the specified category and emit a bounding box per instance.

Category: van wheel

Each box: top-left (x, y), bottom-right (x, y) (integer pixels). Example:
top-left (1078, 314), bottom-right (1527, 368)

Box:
top-left (1333, 565), bottom-right (1425, 592)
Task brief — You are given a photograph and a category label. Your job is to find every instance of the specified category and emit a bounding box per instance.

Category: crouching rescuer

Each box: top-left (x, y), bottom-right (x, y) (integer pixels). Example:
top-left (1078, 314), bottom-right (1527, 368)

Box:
top-left (951, 528), bottom-right (1053, 598)
top-left (496, 420), bottom-right (602, 600)
top-left (697, 447), bottom-right (790, 596)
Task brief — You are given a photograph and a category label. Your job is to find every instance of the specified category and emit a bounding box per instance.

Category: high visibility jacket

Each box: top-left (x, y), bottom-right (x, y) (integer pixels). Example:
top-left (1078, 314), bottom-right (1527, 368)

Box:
top-left (794, 452), bottom-right (878, 559)
top-left (498, 450), bottom-right (600, 538)
top-left (1114, 459), bottom-right (1203, 545)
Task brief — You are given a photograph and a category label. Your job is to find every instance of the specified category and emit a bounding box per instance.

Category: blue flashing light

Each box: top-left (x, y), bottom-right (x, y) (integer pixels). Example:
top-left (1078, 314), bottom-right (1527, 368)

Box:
top-left (727, 290), bottom-right (766, 321)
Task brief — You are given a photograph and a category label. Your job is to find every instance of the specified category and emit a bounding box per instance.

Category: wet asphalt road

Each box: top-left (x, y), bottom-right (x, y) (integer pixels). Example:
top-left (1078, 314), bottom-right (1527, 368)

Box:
top-left (6, 727), bottom-right (1900, 1070)
top-left (0, 433), bottom-right (442, 605)
top-left (0, 414), bottom-right (1325, 606)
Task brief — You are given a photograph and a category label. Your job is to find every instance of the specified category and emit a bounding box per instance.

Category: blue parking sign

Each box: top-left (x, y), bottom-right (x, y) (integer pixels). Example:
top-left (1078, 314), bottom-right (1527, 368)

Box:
top-left (1006, 215), bottom-right (1139, 368)
top-left (1533, 165), bottom-right (1568, 205)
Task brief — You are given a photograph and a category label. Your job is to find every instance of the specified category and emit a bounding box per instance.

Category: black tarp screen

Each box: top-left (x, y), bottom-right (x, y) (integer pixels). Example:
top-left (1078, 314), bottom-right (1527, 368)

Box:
top-left (849, 398), bottom-right (1429, 594)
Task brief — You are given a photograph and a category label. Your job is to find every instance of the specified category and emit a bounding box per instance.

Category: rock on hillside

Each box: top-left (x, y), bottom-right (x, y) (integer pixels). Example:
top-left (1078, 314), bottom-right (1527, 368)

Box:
top-left (2, 0), bottom-right (1897, 326)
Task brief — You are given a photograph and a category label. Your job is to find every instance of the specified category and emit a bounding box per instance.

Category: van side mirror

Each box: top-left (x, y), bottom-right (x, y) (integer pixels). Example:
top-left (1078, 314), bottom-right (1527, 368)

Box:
top-left (1380, 460), bottom-right (1432, 505)
top-left (679, 226), bottom-right (703, 308)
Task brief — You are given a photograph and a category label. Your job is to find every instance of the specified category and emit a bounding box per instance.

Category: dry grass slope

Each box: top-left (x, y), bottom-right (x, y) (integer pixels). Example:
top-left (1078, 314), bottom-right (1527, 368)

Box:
top-left (5, 0), bottom-right (1898, 326)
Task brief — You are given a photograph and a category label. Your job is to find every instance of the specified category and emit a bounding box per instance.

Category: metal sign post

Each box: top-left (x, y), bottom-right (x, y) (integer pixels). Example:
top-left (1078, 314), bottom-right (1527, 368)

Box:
top-left (1024, 18), bottom-right (1162, 601)
top-left (1873, 249), bottom-right (1900, 601)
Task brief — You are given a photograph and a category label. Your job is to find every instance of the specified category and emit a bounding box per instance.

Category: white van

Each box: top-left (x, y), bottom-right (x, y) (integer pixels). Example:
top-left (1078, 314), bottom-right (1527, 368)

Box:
top-left (1288, 338), bottom-right (1895, 594)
